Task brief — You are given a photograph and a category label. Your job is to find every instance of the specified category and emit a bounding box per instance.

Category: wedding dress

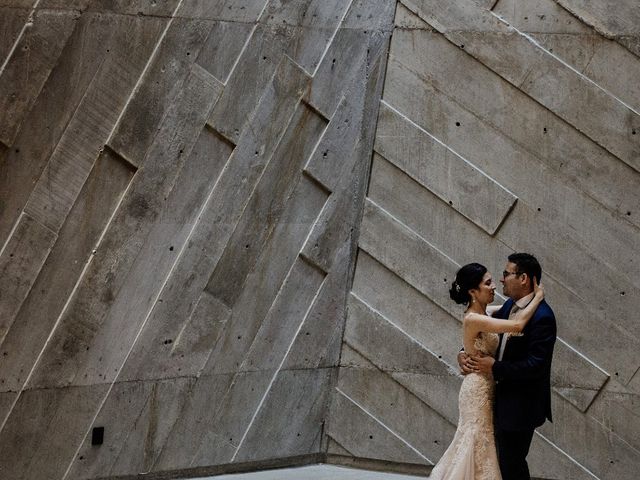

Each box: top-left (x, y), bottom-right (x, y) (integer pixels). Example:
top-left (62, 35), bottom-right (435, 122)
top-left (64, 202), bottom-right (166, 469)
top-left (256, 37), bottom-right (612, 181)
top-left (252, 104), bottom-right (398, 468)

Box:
top-left (429, 332), bottom-right (501, 480)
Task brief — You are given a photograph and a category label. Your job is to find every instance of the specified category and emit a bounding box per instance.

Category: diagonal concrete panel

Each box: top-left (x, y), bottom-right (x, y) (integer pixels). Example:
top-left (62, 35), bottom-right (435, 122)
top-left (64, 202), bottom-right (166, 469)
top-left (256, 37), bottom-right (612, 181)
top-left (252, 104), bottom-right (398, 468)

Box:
top-left (335, 365), bottom-right (452, 465)
top-left (202, 174), bottom-right (329, 377)
top-left (22, 17), bottom-right (163, 233)
top-left (26, 62), bottom-right (222, 390)
top-left (1, 1), bottom-right (637, 478)
top-left (0, 8), bottom-right (79, 146)
top-left (190, 259), bottom-right (326, 466)
top-left (205, 103), bottom-right (327, 307)
top-left (0, 148), bottom-right (134, 393)
top-left (345, 293), bottom-right (455, 378)
top-left (375, 101), bottom-right (517, 235)
top-left (116, 128), bottom-right (233, 383)
top-left (107, 9), bottom-right (212, 166)
top-left (0, 213), bottom-right (56, 347)
top-left (0, 384), bottom-right (109, 480)
top-left (0, 11), bottom-right (156, 246)
top-left (328, 389), bottom-right (430, 466)
top-left (233, 368), bottom-right (334, 464)
top-left (306, 0), bottom-right (395, 117)
top-left (403, 0), bottom-right (640, 173)
top-left (385, 30), bottom-right (640, 235)
top-left (495, 0), bottom-right (640, 113)
top-left (553, 0), bottom-right (640, 56)
top-left (0, 5), bottom-right (31, 67)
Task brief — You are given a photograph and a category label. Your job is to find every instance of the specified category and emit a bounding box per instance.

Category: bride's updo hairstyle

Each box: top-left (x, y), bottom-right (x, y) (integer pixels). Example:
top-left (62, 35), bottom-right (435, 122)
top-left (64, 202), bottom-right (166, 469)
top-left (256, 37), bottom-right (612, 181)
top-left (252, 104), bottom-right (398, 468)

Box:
top-left (449, 263), bottom-right (487, 305)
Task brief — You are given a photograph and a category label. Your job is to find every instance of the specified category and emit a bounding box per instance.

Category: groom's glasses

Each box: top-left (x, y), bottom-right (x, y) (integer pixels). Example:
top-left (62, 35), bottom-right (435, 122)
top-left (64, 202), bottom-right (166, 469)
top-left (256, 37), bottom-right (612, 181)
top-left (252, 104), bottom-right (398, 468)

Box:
top-left (502, 270), bottom-right (521, 278)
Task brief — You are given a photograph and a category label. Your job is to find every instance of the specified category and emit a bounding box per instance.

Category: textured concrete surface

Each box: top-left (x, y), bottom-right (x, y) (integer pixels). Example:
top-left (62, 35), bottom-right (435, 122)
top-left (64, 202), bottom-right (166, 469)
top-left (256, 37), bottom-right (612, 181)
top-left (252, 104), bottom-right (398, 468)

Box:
top-left (0, 1), bottom-right (393, 478)
top-left (327, 1), bottom-right (640, 480)
top-left (0, 1), bottom-right (638, 480)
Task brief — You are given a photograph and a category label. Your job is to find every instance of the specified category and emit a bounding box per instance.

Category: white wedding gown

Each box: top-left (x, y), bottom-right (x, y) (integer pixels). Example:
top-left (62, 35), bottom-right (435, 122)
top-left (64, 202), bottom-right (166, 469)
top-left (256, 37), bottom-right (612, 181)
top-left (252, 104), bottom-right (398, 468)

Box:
top-left (429, 332), bottom-right (502, 480)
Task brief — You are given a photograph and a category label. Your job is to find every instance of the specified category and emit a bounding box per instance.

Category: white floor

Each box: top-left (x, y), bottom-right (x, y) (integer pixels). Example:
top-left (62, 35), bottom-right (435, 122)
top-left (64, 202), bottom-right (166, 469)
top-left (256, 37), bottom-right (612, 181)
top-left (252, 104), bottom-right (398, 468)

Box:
top-left (191, 464), bottom-right (426, 480)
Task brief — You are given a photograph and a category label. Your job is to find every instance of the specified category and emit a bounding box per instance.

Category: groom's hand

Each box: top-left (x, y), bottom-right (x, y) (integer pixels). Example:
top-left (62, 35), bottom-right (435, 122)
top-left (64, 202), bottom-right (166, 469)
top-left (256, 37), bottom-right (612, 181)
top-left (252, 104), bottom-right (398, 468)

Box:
top-left (457, 351), bottom-right (475, 375)
top-left (470, 354), bottom-right (495, 374)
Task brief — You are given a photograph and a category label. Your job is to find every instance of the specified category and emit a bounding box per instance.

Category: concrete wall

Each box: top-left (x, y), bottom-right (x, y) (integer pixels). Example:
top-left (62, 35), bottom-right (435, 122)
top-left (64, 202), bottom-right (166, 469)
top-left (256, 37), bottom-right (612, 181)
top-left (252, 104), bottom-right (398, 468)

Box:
top-left (1, 1), bottom-right (639, 479)
top-left (0, 1), bottom-right (393, 478)
top-left (326, 1), bottom-right (640, 479)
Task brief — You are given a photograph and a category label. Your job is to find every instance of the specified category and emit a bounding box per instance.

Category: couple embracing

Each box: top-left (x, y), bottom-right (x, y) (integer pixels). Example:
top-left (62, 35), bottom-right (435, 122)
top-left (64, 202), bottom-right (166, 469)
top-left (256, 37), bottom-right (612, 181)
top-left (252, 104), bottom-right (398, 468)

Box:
top-left (429, 253), bottom-right (557, 480)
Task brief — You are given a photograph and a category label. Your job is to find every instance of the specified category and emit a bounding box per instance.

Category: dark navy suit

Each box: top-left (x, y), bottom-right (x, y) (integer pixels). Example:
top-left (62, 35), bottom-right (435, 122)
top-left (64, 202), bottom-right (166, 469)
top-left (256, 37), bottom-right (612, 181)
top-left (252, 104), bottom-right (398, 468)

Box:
top-left (492, 298), bottom-right (556, 479)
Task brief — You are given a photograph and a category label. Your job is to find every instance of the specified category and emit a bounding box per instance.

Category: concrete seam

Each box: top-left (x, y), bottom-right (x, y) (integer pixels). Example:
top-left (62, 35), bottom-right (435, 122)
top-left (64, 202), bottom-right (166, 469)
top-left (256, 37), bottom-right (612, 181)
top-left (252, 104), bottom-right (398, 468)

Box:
top-left (534, 431), bottom-right (601, 479)
top-left (488, 10), bottom-right (640, 116)
top-left (0, 212), bottom-right (26, 260)
top-left (349, 292), bottom-right (458, 374)
top-left (0, 160), bottom-right (136, 447)
top-left (106, 1), bottom-right (185, 146)
top-left (365, 196), bottom-right (460, 268)
top-left (334, 387), bottom-right (432, 464)
top-left (324, 433), bottom-right (355, 456)
top-left (549, 0), bottom-right (640, 60)
top-left (311, 0), bottom-right (355, 77)
top-left (230, 272), bottom-right (329, 461)
top-left (0, 0), bottom-right (41, 77)
top-left (221, 0), bottom-right (270, 85)
top-left (379, 100), bottom-right (518, 199)
top-left (389, 57), bottom-right (640, 231)
top-left (57, 2), bottom-right (189, 477)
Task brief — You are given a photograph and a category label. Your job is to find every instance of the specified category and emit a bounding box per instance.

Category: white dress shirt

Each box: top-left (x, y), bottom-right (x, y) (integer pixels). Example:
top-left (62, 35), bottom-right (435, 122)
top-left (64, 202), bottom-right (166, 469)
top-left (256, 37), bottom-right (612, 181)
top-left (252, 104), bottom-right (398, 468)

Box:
top-left (497, 292), bottom-right (535, 361)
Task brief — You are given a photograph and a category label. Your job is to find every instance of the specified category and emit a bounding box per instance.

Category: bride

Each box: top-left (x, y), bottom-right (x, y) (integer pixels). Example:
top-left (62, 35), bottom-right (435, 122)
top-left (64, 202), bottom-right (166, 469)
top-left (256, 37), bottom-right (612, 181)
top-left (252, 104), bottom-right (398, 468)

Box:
top-left (429, 263), bottom-right (543, 480)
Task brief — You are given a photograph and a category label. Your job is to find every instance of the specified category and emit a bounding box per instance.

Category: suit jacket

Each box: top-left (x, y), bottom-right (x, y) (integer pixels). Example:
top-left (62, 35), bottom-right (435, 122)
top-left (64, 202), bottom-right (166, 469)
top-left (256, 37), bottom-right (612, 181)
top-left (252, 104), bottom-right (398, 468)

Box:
top-left (492, 298), bottom-right (556, 431)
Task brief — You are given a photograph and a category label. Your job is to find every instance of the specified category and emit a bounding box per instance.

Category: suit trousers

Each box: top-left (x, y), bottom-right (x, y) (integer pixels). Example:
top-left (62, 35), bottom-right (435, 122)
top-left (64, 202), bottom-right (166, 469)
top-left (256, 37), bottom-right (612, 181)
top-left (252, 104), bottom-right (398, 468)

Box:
top-left (496, 427), bottom-right (535, 480)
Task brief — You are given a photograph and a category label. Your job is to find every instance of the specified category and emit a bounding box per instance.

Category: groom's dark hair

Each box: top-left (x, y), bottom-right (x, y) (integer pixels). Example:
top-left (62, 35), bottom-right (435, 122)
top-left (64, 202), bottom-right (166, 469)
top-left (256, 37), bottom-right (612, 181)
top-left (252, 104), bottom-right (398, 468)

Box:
top-left (508, 252), bottom-right (542, 289)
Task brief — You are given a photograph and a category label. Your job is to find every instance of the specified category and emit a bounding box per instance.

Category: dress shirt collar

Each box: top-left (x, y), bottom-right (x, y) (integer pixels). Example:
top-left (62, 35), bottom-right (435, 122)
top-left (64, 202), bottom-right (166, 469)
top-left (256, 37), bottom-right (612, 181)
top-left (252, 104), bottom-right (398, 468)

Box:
top-left (514, 291), bottom-right (535, 310)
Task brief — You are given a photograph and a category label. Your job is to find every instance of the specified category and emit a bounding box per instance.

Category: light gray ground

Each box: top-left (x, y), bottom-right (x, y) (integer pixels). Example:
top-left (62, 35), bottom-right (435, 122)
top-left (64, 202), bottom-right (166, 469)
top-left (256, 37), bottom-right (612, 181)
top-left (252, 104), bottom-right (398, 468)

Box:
top-left (192, 464), bottom-right (425, 480)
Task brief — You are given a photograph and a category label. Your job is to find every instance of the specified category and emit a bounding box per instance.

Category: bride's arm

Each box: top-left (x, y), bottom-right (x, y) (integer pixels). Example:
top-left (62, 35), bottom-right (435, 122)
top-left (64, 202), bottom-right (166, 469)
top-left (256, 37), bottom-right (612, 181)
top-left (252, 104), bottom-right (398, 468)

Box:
top-left (466, 282), bottom-right (544, 334)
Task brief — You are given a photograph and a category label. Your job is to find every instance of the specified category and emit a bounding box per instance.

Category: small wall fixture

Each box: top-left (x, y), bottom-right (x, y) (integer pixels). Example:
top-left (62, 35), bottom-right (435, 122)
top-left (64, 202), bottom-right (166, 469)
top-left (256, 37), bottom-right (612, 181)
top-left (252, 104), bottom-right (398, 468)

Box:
top-left (91, 427), bottom-right (104, 446)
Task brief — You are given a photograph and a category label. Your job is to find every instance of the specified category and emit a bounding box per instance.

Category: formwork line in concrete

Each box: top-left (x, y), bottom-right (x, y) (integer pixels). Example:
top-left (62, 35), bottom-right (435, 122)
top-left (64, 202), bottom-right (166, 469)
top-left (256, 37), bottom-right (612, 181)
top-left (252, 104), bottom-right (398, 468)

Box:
top-left (60, 80), bottom-right (227, 480)
top-left (364, 197), bottom-right (460, 271)
top-left (334, 387), bottom-right (432, 464)
top-left (488, 9), bottom-right (640, 117)
top-left (310, 0), bottom-right (355, 78)
top-left (0, 162), bottom-right (137, 438)
top-left (221, 0), bottom-right (270, 86)
top-left (349, 291), bottom-right (458, 374)
top-left (0, 0), bottom-right (42, 77)
top-left (534, 430), bottom-right (601, 480)
top-left (106, 0), bottom-right (186, 147)
top-left (378, 100), bottom-right (517, 199)
top-left (230, 270), bottom-right (328, 462)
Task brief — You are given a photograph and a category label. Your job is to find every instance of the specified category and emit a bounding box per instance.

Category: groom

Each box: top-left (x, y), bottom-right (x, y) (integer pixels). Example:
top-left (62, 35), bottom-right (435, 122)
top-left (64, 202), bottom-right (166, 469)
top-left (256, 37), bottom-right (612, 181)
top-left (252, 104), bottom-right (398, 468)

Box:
top-left (459, 253), bottom-right (557, 480)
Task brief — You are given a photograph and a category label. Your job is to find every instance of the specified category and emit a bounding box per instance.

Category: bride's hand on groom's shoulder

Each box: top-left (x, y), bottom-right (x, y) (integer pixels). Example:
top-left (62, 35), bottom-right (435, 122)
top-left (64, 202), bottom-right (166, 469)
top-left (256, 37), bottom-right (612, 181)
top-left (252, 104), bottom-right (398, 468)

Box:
top-left (534, 278), bottom-right (544, 299)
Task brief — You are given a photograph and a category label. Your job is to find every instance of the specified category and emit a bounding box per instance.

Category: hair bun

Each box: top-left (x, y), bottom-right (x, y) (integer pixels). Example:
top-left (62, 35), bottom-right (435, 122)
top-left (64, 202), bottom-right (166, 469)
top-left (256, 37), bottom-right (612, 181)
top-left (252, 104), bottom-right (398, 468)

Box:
top-left (449, 280), bottom-right (469, 305)
top-left (449, 263), bottom-right (487, 306)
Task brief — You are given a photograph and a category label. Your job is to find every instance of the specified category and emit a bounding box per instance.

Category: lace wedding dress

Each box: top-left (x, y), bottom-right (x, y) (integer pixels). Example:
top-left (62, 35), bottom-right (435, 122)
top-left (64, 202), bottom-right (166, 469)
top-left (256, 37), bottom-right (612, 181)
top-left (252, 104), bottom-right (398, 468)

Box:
top-left (429, 332), bottom-right (501, 480)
